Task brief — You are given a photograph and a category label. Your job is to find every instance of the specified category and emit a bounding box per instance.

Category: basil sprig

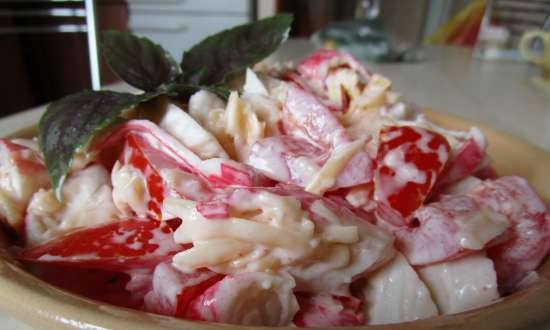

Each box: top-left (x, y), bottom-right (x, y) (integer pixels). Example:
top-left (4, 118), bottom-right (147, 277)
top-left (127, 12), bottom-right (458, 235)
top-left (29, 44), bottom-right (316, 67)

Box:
top-left (180, 14), bottom-right (293, 85)
top-left (38, 14), bottom-right (293, 199)
top-left (102, 31), bottom-right (180, 91)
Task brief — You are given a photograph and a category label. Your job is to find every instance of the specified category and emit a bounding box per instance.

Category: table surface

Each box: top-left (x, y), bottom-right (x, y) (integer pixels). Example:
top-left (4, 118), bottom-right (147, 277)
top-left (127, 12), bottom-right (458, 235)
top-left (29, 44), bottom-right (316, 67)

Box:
top-left (1, 40), bottom-right (549, 330)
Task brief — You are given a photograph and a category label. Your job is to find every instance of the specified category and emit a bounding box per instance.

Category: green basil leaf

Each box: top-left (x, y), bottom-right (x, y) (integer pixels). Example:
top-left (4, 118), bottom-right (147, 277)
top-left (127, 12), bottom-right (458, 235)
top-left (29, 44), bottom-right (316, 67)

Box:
top-left (180, 14), bottom-right (293, 85)
top-left (38, 91), bottom-right (158, 200)
top-left (161, 83), bottom-right (199, 99)
top-left (162, 83), bottom-right (229, 101)
top-left (205, 85), bottom-right (231, 100)
top-left (102, 31), bottom-right (180, 91)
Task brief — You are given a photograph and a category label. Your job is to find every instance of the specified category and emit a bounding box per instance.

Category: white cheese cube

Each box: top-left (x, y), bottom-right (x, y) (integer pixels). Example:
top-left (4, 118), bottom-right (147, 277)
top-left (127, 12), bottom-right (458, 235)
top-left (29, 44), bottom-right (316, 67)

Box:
top-left (418, 253), bottom-right (499, 314)
top-left (364, 253), bottom-right (438, 324)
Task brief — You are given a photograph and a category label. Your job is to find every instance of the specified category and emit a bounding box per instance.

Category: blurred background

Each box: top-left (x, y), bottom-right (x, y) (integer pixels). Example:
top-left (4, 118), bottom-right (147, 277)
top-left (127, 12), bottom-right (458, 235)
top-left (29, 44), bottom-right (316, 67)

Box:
top-left (1, 0), bottom-right (549, 117)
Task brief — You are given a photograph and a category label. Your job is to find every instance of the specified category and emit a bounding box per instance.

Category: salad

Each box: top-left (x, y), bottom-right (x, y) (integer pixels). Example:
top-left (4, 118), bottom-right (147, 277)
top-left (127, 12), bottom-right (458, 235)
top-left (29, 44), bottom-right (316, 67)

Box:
top-left (1, 15), bottom-right (549, 327)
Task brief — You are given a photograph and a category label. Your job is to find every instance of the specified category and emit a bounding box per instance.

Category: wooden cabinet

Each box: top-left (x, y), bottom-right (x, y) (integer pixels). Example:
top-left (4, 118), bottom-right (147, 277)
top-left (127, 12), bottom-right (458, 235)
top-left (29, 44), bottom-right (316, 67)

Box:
top-left (0, 0), bottom-right (129, 117)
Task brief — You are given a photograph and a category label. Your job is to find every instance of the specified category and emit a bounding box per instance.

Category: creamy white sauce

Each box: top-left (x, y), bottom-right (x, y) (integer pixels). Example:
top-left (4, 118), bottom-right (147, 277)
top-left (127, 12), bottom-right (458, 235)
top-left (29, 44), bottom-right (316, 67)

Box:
top-left (111, 161), bottom-right (150, 218)
top-left (26, 165), bottom-right (119, 246)
top-left (382, 148), bottom-right (426, 185)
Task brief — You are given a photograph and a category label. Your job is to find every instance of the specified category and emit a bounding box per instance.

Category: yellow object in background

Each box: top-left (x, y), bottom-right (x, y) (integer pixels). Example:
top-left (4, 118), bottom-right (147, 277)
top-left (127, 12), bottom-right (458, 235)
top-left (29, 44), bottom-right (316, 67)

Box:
top-left (425, 0), bottom-right (486, 47)
top-left (520, 30), bottom-right (550, 78)
top-left (520, 30), bottom-right (550, 92)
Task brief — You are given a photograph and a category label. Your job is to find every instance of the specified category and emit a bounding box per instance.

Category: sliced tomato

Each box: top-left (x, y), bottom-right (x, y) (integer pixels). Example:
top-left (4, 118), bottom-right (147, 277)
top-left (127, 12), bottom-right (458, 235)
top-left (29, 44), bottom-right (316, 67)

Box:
top-left (293, 293), bottom-right (365, 327)
top-left (470, 176), bottom-right (550, 292)
top-left (374, 126), bottom-right (450, 222)
top-left (19, 219), bottom-right (185, 270)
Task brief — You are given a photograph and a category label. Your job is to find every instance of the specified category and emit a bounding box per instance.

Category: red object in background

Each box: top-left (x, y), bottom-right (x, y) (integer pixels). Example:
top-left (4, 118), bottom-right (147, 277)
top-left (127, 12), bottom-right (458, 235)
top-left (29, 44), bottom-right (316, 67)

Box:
top-left (448, 6), bottom-right (484, 47)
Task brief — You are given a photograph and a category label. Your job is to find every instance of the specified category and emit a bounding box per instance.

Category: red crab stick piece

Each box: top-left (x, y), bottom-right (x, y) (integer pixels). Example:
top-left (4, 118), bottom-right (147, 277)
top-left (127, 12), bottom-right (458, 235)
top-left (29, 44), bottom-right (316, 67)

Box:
top-left (374, 126), bottom-right (450, 222)
top-left (283, 85), bottom-right (350, 149)
top-left (293, 293), bottom-right (365, 327)
top-left (187, 272), bottom-right (299, 326)
top-left (0, 139), bottom-right (49, 232)
top-left (435, 132), bottom-right (487, 189)
top-left (122, 134), bottom-right (169, 219)
top-left (19, 219), bottom-right (184, 270)
top-left (470, 176), bottom-right (550, 292)
top-left (297, 49), bottom-right (371, 83)
top-left (247, 135), bottom-right (374, 193)
top-left (280, 72), bottom-right (344, 112)
top-left (394, 195), bottom-right (510, 266)
top-left (142, 262), bottom-right (223, 318)
top-left (94, 120), bottom-right (256, 187)
top-left (115, 133), bottom-right (214, 219)
top-left (246, 135), bottom-right (326, 186)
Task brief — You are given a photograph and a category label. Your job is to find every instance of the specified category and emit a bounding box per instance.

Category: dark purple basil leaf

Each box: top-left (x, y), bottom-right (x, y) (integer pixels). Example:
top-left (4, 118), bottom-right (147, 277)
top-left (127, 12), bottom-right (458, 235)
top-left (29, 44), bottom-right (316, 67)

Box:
top-left (38, 91), bottom-right (158, 199)
top-left (102, 31), bottom-right (180, 91)
top-left (180, 14), bottom-right (293, 86)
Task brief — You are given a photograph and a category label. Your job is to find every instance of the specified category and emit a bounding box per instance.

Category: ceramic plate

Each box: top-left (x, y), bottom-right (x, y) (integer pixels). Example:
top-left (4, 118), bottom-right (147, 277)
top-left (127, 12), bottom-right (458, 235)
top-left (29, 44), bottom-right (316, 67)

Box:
top-left (0, 111), bottom-right (549, 330)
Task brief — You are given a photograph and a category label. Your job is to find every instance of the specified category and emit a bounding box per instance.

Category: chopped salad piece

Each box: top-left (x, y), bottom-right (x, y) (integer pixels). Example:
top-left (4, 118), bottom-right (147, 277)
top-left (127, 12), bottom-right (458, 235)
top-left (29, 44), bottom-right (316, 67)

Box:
top-left (187, 272), bottom-right (298, 326)
top-left (20, 219), bottom-right (183, 269)
top-left (394, 194), bottom-right (510, 265)
top-left (25, 165), bottom-right (119, 246)
top-left (4, 37), bottom-right (548, 328)
top-left (470, 176), bottom-right (550, 292)
top-left (362, 253), bottom-right (438, 324)
top-left (293, 293), bottom-right (364, 327)
top-left (375, 125), bottom-right (450, 221)
top-left (142, 262), bottom-right (224, 318)
top-left (0, 139), bottom-right (49, 233)
top-left (418, 253), bottom-right (499, 314)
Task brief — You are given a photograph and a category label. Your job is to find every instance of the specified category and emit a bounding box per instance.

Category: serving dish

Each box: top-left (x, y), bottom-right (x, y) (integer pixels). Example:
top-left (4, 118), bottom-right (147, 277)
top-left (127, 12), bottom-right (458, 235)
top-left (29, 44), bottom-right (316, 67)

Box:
top-left (0, 110), bottom-right (549, 330)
